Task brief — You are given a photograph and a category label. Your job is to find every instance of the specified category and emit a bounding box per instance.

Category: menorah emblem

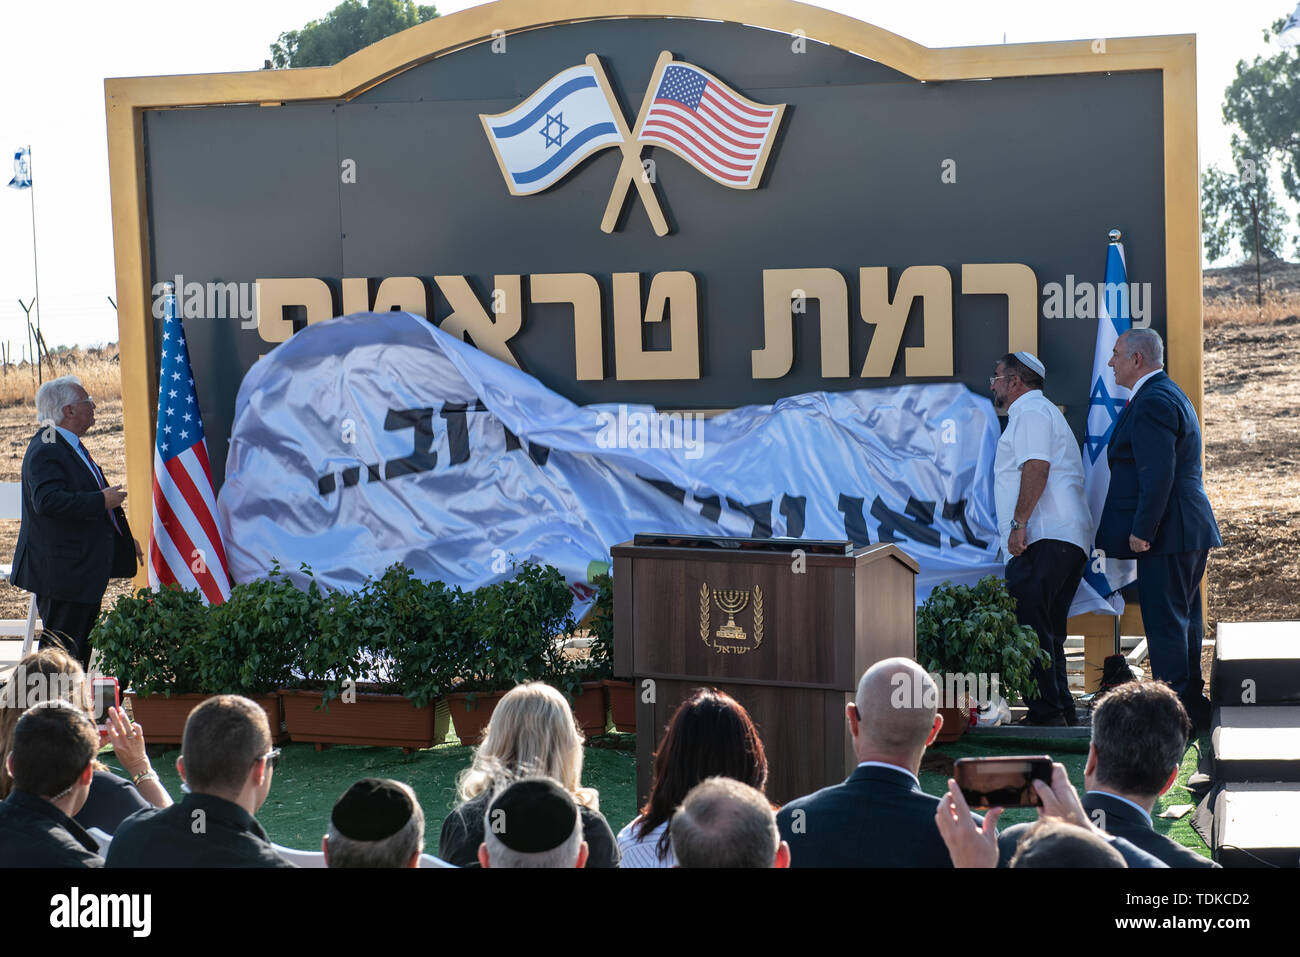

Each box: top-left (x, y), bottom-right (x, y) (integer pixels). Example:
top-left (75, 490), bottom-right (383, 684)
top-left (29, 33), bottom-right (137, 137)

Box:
top-left (699, 583), bottom-right (764, 654)
top-left (713, 589), bottom-right (750, 641)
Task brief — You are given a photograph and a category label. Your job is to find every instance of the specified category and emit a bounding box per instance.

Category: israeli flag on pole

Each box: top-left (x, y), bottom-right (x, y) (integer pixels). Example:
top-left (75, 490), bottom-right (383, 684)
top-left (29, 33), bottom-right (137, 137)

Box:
top-left (1280, 2), bottom-right (1300, 48)
top-left (1071, 230), bottom-right (1137, 616)
top-left (7, 147), bottom-right (31, 189)
top-left (480, 64), bottom-right (624, 195)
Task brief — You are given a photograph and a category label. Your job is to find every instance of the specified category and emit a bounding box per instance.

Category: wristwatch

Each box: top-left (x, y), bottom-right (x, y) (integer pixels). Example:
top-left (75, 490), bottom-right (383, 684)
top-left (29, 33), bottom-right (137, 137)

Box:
top-left (1009, 519), bottom-right (1026, 531)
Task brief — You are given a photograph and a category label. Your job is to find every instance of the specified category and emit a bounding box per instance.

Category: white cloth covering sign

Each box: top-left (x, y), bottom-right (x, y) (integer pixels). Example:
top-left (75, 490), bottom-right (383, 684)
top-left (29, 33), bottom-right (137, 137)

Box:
top-left (218, 312), bottom-right (1006, 610)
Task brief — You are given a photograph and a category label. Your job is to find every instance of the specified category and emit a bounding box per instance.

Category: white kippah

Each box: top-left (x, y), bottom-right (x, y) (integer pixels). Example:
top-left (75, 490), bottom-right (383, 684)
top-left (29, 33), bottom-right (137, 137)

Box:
top-left (1014, 351), bottom-right (1045, 379)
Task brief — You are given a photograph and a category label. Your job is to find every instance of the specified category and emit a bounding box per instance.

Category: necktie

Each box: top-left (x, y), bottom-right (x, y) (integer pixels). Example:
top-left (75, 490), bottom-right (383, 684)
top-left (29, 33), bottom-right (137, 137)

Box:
top-left (79, 440), bottom-right (123, 535)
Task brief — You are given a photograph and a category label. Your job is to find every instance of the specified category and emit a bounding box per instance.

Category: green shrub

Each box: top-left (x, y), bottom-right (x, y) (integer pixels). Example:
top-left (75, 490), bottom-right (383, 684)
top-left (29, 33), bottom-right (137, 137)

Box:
top-left (915, 575), bottom-right (1050, 704)
top-left (92, 585), bottom-right (208, 697)
top-left (584, 572), bottom-right (615, 681)
top-left (452, 562), bottom-right (579, 698)
top-left (202, 564), bottom-right (320, 697)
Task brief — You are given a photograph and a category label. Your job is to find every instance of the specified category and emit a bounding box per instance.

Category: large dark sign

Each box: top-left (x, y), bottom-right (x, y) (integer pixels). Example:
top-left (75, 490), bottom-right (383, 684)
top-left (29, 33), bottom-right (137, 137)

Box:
top-left (108, 3), bottom-right (1200, 540)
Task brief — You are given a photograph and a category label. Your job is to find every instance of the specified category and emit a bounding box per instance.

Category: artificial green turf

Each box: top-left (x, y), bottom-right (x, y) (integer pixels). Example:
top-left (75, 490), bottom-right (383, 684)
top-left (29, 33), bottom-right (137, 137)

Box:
top-left (101, 737), bottom-right (639, 852)
top-left (102, 730), bottom-right (1210, 859)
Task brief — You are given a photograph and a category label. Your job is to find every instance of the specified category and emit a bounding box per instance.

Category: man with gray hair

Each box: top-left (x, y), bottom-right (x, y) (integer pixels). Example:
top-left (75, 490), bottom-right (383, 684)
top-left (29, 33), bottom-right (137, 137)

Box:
top-left (477, 776), bottom-right (588, 868)
top-left (1097, 328), bottom-right (1221, 732)
top-left (672, 777), bottom-right (790, 868)
top-left (323, 778), bottom-right (425, 868)
top-left (777, 657), bottom-right (959, 866)
top-left (12, 376), bottom-right (143, 667)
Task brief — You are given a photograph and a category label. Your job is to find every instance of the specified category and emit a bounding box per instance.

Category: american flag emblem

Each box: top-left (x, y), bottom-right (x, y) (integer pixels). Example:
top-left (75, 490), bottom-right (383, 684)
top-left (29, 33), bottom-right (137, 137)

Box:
top-left (638, 61), bottom-right (783, 189)
top-left (149, 286), bottom-right (232, 604)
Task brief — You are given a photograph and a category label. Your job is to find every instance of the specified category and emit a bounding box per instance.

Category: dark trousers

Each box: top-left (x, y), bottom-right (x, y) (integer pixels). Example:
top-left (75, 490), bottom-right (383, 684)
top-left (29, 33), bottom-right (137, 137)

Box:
top-left (1136, 550), bottom-right (1210, 722)
top-left (1005, 540), bottom-right (1087, 721)
top-left (36, 595), bottom-right (101, 670)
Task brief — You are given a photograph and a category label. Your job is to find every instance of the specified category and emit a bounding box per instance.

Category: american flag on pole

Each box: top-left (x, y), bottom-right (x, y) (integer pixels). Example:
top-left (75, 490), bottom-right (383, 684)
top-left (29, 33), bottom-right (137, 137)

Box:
top-left (149, 284), bottom-right (232, 604)
top-left (638, 61), bottom-right (784, 189)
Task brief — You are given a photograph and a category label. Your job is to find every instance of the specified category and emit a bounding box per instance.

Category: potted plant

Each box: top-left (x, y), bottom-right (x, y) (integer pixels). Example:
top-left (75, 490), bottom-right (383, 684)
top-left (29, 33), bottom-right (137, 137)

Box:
top-left (445, 562), bottom-right (579, 745)
top-left (589, 572), bottom-right (634, 733)
top-left (92, 584), bottom-right (211, 744)
top-left (200, 564), bottom-right (319, 745)
top-left (915, 575), bottom-right (1050, 743)
top-left (282, 564), bottom-right (455, 751)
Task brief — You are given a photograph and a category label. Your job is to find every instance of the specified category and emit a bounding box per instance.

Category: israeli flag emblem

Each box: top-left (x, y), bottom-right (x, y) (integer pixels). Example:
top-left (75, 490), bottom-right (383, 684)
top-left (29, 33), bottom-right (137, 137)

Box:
top-left (480, 64), bottom-right (624, 195)
top-left (8, 147), bottom-right (31, 190)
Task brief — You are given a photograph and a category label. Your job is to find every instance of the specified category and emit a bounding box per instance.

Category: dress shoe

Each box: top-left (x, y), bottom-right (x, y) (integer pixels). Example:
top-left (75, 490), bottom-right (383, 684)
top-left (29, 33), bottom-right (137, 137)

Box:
top-left (1016, 713), bottom-right (1067, 727)
top-left (1062, 705), bottom-right (1080, 726)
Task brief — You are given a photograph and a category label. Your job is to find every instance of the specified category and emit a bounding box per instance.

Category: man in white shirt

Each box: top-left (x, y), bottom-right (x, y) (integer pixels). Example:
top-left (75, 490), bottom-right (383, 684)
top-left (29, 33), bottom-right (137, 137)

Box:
top-left (991, 353), bottom-right (1092, 726)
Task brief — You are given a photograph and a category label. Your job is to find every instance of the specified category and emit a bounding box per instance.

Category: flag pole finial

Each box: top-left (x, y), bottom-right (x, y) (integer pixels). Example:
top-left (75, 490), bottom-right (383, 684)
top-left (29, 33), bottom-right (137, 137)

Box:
top-left (1108, 228), bottom-right (1122, 243)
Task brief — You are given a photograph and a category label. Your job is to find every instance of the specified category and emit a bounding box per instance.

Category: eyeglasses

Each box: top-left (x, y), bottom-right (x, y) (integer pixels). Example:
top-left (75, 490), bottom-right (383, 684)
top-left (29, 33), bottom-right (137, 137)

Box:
top-left (989, 374), bottom-right (1018, 388)
top-left (68, 397), bottom-right (95, 408)
top-left (262, 748), bottom-right (282, 772)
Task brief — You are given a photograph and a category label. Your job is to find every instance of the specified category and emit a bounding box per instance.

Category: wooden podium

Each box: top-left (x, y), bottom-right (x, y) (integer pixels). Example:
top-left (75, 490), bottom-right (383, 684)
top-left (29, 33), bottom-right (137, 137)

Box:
top-left (611, 535), bottom-right (918, 806)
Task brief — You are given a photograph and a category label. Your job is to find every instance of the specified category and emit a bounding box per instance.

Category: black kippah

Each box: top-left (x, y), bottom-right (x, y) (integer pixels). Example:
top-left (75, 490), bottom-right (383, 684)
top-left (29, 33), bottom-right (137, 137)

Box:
top-left (331, 778), bottom-right (413, 841)
top-left (488, 778), bottom-right (578, 853)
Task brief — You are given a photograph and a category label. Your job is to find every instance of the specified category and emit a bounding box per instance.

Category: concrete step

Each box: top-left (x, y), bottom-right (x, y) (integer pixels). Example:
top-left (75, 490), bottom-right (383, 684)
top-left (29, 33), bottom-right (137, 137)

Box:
top-left (1212, 705), bottom-right (1300, 783)
top-left (1211, 783), bottom-right (1300, 867)
top-left (1211, 621), bottom-right (1300, 706)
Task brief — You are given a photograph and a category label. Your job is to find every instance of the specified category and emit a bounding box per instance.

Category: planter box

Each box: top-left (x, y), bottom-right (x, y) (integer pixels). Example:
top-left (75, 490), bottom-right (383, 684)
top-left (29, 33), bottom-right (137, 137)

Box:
top-left (935, 703), bottom-right (972, 744)
top-left (125, 692), bottom-right (285, 745)
top-left (603, 679), bottom-right (636, 733)
top-left (281, 690), bottom-right (449, 752)
top-left (571, 681), bottom-right (609, 738)
top-left (444, 690), bottom-right (510, 746)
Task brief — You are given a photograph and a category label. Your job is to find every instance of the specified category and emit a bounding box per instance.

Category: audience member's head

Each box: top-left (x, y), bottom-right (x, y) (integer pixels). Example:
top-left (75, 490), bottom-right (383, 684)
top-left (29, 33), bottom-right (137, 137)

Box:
top-left (635, 688), bottom-right (768, 858)
top-left (1086, 680), bottom-right (1191, 808)
top-left (0, 648), bottom-right (95, 799)
top-left (178, 695), bottom-right (275, 814)
top-left (323, 778), bottom-right (424, 868)
top-left (5, 699), bottom-right (99, 814)
top-left (671, 777), bottom-right (789, 868)
top-left (1009, 820), bottom-right (1127, 868)
top-left (848, 657), bottom-right (943, 773)
top-left (478, 776), bottom-right (588, 868)
top-left (456, 682), bottom-right (596, 809)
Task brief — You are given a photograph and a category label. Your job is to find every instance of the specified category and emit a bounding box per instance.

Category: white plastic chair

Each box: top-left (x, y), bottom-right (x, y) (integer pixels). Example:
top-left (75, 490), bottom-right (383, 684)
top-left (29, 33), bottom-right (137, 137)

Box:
top-left (271, 842), bottom-right (456, 868)
top-left (0, 481), bottom-right (40, 655)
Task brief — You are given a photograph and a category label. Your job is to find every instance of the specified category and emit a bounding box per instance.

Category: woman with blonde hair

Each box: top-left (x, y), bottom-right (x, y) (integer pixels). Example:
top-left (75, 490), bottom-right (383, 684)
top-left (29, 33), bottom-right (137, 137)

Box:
top-left (437, 682), bottom-right (619, 867)
top-left (0, 648), bottom-right (171, 834)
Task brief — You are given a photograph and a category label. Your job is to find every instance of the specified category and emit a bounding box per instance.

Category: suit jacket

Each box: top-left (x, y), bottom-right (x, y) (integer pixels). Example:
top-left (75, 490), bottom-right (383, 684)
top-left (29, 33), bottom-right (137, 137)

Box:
top-left (105, 792), bottom-right (296, 868)
top-left (11, 429), bottom-right (134, 604)
top-left (996, 819), bottom-right (1168, 868)
top-left (776, 764), bottom-right (957, 867)
top-left (1083, 792), bottom-right (1218, 868)
top-left (0, 789), bottom-right (103, 868)
top-left (1096, 372), bottom-right (1221, 558)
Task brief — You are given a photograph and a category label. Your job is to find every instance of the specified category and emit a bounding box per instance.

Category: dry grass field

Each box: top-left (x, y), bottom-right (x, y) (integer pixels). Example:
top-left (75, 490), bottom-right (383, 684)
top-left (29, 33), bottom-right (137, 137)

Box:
top-left (0, 268), bottom-right (1296, 664)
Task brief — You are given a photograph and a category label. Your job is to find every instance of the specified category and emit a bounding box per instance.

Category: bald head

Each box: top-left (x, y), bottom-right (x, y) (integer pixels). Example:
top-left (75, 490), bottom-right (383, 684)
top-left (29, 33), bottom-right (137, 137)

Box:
top-left (850, 657), bottom-right (940, 768)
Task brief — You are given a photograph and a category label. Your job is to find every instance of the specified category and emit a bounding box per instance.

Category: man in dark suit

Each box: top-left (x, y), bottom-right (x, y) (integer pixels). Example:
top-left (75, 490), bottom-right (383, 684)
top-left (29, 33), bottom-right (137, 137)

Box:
top-left (776, 657), bottom-right (957, 867)
top-left (1083, 680), bottom-right (1218, 867)
top-left (0, 700), bottom-right (103, 868)
top-left (1096, 329), bottom-right (1220, 731)
top-left (11, 376), bottom-right (143, 668)
top-left (106, 695), bottom-right (295, 868)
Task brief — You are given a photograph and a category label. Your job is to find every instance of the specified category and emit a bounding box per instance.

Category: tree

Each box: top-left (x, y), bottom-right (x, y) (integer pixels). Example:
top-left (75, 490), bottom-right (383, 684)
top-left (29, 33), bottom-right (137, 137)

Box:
top-left (270, 0), bottom-right (439, 69)
top-left (1206, 16), bottom-right (1300, 260)
top-left (1201, 156), bottom-right (1288, 262)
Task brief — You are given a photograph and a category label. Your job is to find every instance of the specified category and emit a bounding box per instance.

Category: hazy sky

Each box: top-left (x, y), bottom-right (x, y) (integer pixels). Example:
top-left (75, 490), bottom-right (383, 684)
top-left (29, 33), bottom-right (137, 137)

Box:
top-left (0, 0), bottom-right (1293, 353)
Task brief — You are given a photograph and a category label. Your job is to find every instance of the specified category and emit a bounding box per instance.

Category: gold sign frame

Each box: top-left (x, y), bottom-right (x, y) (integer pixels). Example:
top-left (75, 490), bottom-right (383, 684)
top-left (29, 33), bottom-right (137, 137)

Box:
top-left (106, 0), bottom-right (1201, 642)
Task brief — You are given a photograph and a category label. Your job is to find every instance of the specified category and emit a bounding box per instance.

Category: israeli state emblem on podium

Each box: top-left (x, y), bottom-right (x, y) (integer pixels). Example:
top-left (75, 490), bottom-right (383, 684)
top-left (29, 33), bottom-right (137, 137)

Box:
top-left (699, 583), bottom-right (765, 654)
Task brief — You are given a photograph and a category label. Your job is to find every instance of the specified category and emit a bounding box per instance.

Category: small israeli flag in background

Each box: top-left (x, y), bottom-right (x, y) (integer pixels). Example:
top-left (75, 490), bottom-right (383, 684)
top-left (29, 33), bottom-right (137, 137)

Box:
top-left (480, 65), bottom-right (624, 195)
top-left (1279, 2), bottom-right (1300, 48)
top-left (8, 147), bottom-right (31, 189)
